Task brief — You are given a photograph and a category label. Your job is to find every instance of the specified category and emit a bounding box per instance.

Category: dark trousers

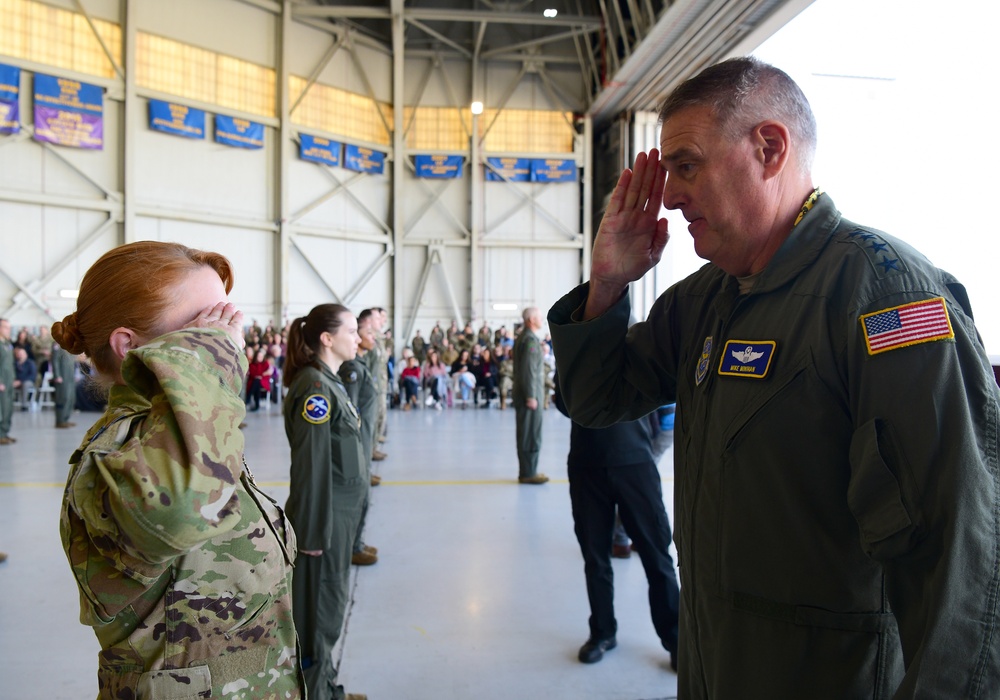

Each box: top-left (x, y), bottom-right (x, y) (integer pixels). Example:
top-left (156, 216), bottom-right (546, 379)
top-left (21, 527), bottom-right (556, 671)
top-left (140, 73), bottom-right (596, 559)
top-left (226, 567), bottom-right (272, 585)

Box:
top-left (246, 378), bottom-right (263, 410)
top-left (568, 458), bottom-right (680, 653)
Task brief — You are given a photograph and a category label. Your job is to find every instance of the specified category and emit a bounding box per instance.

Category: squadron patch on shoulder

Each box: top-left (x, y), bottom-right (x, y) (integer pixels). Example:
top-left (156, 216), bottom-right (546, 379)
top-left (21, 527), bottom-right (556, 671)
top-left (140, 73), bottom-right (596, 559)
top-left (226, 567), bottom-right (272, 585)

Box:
top-left (718, 340), bottom-right (776, 379)
top-left (303, 394), bottom-right (331, 424)
top-left (860, 297), bottom-right (953, 355)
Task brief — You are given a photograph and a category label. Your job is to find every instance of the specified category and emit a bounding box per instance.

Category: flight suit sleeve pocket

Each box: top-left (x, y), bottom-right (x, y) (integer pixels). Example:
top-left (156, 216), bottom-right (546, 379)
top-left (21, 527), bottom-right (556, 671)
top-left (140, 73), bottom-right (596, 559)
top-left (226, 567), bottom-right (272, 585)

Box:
top-left (847, 418), bottom-right (914, 560)
top-left (136, 665), bottom-right (211, 699)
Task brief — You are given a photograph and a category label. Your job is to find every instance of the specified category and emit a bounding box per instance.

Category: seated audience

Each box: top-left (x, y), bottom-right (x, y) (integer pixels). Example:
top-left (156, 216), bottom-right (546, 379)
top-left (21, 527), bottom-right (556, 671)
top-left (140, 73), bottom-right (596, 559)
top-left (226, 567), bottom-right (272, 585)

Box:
top-left (423, 350), bottom-right (449, 410)
top-left (246, 347), bottom-right (273, 411)
top-left (451, 349), bottom-right (477, 406)
top-left (400, 356), bottom-right (421, 410)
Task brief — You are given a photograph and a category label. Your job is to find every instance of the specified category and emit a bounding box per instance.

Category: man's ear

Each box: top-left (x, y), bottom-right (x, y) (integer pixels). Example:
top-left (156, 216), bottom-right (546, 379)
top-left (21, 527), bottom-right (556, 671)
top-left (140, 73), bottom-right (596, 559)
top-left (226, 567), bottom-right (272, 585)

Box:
top-left (108, 327), bottom-right (140, 360)
top-left (755, 120), bottom-right (791, 178)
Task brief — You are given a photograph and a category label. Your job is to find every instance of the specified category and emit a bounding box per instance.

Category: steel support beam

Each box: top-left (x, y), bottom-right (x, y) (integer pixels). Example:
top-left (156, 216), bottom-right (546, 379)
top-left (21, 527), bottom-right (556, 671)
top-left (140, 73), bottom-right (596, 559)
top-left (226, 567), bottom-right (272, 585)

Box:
top-left (289, 235), bottom-right (343, 304)
top-left (391, 0), bottom-right (406, 354)
top-left (1, 217), bottom-right (116, 318)
top-left (287, 169), bottom-right (366, 224)
top-left (402, 158), bottom-right (470, 239)
top-left (134, 206), bottom-right (278, 232)
top-left (122, 0), bottom-right (137, 242)
top-left (276, 0), bottom-right (293, 324)
top-left (295, 6), bottom-right (602, 27)
top-left (290, 33), bottom-right (347, 116)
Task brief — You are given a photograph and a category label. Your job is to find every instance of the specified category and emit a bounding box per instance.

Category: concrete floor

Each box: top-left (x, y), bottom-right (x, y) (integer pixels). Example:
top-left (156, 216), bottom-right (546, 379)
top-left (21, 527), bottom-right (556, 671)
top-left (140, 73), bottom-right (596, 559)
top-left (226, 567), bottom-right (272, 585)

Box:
top-left (0, 400), bottom-right (678, 700)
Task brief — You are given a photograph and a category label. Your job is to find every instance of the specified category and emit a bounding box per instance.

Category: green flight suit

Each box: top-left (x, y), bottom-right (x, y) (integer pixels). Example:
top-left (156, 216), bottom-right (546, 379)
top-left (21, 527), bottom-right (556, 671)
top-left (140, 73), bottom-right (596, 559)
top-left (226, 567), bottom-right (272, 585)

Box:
top-left (340, 356), bottom-right (378, 553)
top-left (549, 193), bottom-right (1000, 698)
top-left (363, 338), bottom-right (387, 443)
top-left (0, 335), bottom-right (14, 438)
top-left (283, 362), bottom-right (366, 700)
top-left (50, 344), bottom-right (76, 424)
top-left (512, 328), bottom-right (545, 478)
top-left (411, 334), bottom-right (426, 363)
top-left (429, 326), bottom-right (444, 351)
top-left (61, 329), bottom-right (302, 699)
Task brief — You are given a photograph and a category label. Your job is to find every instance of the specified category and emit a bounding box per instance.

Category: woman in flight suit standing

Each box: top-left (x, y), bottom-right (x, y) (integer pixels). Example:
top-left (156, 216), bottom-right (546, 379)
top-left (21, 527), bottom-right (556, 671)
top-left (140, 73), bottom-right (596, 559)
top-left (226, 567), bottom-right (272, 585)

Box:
top-left (282, 304), bottom-right (367, 700)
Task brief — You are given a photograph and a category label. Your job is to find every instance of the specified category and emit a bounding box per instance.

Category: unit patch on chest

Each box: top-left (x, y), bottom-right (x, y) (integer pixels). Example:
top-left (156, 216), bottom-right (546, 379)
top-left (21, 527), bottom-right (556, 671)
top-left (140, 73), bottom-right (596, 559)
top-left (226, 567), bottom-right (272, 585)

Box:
top-left (695, 336), bottom-right (713, 386)
top-left (303, 394), bottom-right (331, 424)
top-left (718, 340), bottom-right (776, 379)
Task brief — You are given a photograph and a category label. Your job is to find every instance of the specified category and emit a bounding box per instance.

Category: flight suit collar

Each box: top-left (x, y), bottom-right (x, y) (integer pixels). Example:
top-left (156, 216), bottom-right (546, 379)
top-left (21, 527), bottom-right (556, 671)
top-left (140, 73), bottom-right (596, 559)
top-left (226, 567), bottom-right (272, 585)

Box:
top-left (741, 193), bottom-right (843, 296)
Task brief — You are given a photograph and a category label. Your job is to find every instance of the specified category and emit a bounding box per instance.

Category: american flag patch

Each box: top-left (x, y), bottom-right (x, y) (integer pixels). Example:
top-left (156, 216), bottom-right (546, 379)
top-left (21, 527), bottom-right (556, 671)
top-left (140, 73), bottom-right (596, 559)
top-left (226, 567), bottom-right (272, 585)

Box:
top-left (860, 297), bottom-right (953, 355)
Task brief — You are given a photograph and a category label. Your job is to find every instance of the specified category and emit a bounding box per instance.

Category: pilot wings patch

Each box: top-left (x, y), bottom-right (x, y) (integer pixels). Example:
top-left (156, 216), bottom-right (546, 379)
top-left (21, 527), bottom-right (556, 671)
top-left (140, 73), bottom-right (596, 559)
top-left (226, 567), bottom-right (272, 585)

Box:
top-left (718, 340), bottom-right (776, 379)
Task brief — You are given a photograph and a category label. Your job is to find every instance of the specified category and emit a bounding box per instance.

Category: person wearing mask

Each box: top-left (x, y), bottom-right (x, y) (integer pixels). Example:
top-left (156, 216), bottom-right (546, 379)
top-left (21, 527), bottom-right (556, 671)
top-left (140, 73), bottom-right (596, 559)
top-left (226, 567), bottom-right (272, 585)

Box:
top-left (283, 304), bottom-right (368, 700)
top-left (53, 241), bottom-right (301, 699)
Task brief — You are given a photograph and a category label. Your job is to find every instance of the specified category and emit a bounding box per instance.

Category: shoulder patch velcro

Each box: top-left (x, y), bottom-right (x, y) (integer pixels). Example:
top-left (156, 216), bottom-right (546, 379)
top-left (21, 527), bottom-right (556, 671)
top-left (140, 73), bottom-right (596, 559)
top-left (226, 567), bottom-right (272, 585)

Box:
top-left (860, 297), bottom-right (954, 355)
top-left (303, 394), bottom-right (331, 424)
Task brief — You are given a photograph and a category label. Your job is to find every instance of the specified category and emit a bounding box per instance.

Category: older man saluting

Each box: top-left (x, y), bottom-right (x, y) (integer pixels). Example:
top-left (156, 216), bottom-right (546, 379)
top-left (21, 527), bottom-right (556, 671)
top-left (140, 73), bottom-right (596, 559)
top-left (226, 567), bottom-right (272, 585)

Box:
top-left (549, 57), bottom-right (1000, 698)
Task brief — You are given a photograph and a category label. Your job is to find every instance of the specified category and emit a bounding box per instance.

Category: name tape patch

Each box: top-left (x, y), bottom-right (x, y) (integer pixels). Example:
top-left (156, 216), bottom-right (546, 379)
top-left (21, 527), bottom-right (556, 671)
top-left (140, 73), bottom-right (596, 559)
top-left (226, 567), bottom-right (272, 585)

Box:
top-left (303, 394), bottom-right (331, 424)
top-left (718, 340), bottom-right (776, 379)
top-left (860, 297), bottom-right (953, 355)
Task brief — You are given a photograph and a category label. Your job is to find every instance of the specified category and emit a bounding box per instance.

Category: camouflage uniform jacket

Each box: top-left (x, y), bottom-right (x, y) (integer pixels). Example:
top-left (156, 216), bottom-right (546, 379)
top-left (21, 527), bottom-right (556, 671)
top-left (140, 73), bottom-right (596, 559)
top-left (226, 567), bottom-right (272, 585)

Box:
top-left (60, 329), bottom-right (302, 700)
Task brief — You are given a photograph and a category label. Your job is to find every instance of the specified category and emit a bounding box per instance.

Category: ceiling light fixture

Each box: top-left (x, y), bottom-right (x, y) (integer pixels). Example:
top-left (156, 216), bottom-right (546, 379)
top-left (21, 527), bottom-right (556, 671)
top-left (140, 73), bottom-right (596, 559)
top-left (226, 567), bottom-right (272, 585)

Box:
top-left (471, 101), bottom-right (484, 115)
top-left (543, 8), bottom-right (558, 18)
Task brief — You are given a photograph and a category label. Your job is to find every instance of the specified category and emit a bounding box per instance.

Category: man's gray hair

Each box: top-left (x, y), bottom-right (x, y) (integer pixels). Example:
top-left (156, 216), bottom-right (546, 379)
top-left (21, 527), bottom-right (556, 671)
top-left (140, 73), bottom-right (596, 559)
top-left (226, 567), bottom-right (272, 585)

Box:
top-left (658, 56), bottom-right (817, 171)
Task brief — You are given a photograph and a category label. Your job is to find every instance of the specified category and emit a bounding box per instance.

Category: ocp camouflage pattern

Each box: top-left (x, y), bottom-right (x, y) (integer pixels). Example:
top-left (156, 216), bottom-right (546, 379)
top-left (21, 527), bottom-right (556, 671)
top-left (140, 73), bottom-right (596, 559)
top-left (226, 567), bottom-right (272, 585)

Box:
top-left (60, 328), bottom-right (303, 699)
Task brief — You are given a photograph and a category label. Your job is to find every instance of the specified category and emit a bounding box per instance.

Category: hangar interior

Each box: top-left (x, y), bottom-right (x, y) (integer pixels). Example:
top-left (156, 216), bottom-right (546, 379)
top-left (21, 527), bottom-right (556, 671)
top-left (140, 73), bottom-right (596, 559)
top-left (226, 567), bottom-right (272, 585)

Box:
top-left (0, 1), bottom-right (815, 699)
top-left (0, 0), bottom-right (810, 344)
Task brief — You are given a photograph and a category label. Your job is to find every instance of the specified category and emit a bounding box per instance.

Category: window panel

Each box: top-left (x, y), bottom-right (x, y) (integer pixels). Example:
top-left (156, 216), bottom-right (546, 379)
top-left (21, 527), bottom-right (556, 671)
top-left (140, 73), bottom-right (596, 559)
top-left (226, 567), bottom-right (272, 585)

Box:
top-left (0, 0), bottom-right (121, 79)
top-left (137, 33), bottom-right (274, 118)
top-left (290, 75), bottom-right (391, 146)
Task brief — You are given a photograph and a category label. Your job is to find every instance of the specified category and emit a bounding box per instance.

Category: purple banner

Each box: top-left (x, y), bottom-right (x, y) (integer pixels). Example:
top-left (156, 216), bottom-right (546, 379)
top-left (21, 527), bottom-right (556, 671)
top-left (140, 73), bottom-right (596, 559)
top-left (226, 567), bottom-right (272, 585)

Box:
top-left (33, 74), bottom-right (104, 149)
top-left (33, 105), bottom-right (103, 149)
top-left (0, 100), bottom-right (18, 135)
top-left (1, 63), bottom-right (20, 135)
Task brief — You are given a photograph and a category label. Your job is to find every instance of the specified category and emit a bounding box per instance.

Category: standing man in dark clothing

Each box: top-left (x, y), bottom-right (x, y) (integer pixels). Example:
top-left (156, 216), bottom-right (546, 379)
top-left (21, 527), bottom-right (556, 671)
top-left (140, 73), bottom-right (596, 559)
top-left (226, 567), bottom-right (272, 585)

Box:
top-left (513, 307), bottom-right (548, 484)
top-left (51, 343), bottom-right (77, 428)
top-left (554, 378), bottom-right (680, 668)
